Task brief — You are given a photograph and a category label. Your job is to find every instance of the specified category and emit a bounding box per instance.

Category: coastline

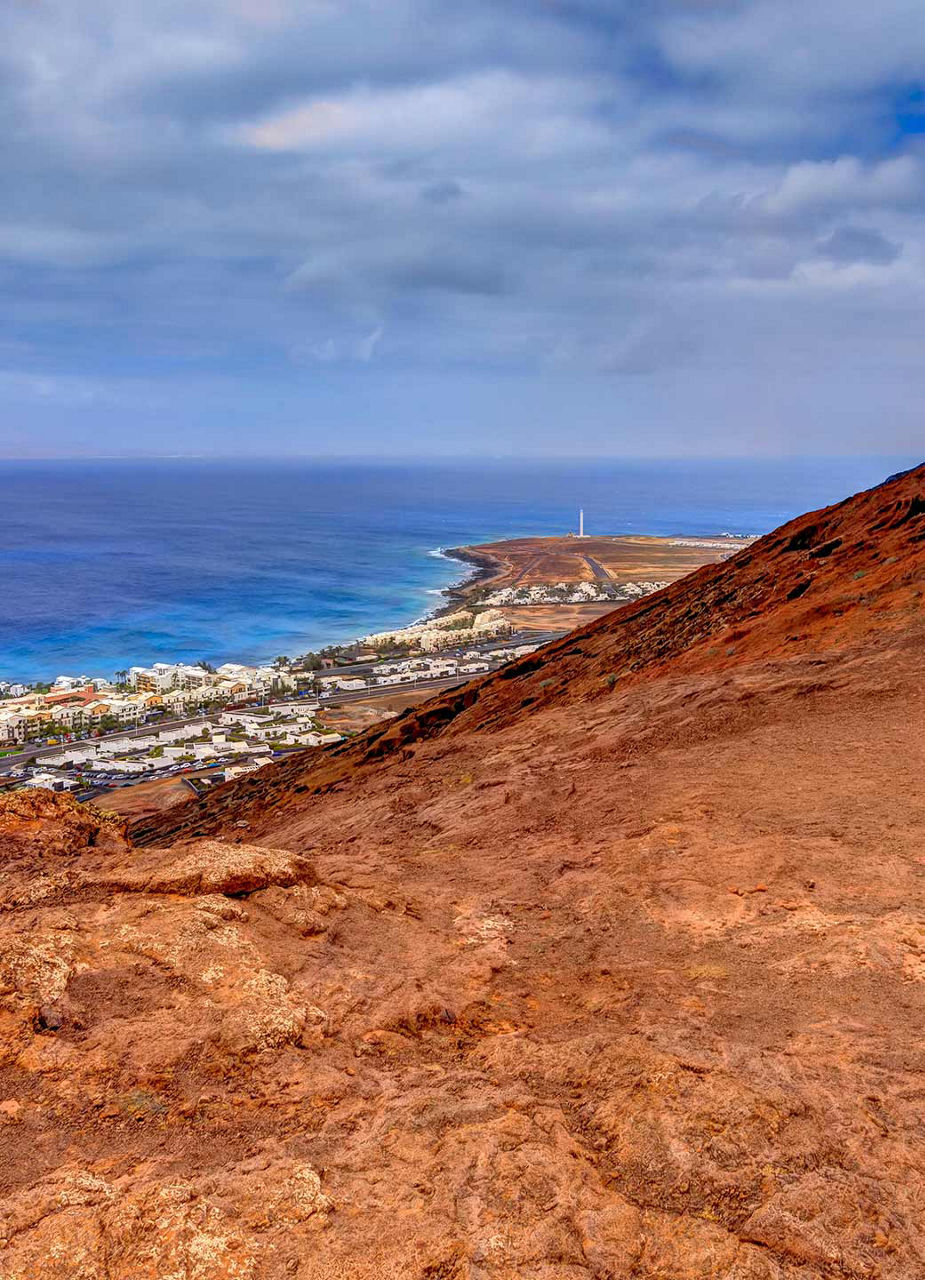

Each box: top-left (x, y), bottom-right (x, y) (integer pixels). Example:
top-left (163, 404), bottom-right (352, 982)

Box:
top-left (428, 545), bottom-right (509, 617)
top-left (2, 454), bottom-right (913, 688)
top-left (2, 532), bottom-right (748, 688)
top-left (0, 544), bottom-right (503, 687)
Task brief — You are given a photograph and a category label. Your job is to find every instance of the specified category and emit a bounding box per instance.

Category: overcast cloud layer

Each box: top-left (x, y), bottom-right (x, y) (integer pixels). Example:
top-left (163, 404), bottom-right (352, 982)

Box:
top-left (2, 0), bottom-right (925, 457)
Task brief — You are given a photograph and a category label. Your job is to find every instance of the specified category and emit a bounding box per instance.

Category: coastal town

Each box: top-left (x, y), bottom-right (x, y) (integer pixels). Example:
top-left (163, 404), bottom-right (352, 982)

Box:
top-left (0, 641), bottom-right (543, 803)
top-left (0, 530), bottom-right (751, 806)
top-left (478, 578), bottom-right (668, 608)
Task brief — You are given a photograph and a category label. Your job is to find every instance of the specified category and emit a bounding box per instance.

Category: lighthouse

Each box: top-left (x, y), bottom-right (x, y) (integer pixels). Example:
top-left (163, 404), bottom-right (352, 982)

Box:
top-left (579, 508), bottom-right (585, 538)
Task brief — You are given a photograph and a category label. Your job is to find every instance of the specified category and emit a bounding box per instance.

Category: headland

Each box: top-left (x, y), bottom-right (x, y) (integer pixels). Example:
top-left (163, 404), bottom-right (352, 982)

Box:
top-left (440, 531), bottom-right (751, 632)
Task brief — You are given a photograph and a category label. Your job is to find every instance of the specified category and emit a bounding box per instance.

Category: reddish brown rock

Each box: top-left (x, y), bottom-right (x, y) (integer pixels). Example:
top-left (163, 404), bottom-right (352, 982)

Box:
top-left (0, 464), bottom-right (923, 1277)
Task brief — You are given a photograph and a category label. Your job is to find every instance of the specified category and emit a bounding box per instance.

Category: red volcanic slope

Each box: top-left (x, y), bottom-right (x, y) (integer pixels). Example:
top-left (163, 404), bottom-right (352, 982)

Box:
top-left (0, 463), bottom-right (922, 1280)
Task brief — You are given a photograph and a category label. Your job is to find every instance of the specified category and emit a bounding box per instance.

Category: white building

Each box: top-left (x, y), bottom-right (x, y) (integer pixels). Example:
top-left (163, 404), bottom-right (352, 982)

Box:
top-left (319, 676), bottom-right (366, 692)
top-left (219, 710), bottom-right (274, 730)
top-left (18, 772), bottom-right (79, 792)
top-left (0, 710), bottom-right (28, 743)
top-left (223, 762), bottom-right (263, 780)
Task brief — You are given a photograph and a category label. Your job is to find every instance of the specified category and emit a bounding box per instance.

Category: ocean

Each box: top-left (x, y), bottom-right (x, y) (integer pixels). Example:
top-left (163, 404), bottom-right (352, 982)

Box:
top-left (0, 456), bottom-right (917, 683)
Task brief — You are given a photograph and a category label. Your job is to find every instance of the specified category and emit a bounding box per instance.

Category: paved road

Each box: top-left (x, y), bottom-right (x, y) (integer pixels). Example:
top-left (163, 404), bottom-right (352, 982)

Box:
top-left (0, 715), bottom-right (218, 772)
top-left (294, 629), bottom-right (560, 679)
top-left (509, 556), bottom-right (544, 588)
top-left (582, 554), bottom-right (617, 583)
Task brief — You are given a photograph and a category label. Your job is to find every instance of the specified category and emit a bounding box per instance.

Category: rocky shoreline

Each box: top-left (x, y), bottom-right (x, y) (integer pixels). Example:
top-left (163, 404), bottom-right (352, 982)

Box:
top-left (432, 545), bottom-right (508, 614)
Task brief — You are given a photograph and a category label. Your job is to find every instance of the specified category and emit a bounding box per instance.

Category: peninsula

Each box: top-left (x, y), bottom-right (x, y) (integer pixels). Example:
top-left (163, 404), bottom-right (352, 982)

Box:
top-left (442, 531), bottom-right (750, 633)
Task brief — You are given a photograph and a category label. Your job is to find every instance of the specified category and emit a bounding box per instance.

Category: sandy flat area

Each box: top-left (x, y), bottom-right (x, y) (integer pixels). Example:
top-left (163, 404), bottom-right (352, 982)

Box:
top-left (445, 533), bottom-right (749, 634)
top-left (499, 602), bottom-right (619, 632)
top-left (449, 533), bottom-right (746, 596)
top-left (321, 689), bottom-right (437, 733)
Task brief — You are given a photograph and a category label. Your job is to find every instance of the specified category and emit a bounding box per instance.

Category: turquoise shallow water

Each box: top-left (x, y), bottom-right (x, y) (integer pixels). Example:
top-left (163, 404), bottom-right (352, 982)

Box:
top-left (0, 456), bottom-right (917, 683)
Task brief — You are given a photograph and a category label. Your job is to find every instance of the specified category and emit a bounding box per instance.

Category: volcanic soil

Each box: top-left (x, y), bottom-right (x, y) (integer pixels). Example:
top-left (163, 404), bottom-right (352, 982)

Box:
top-left (0, 465), bottom-right (923, 1279)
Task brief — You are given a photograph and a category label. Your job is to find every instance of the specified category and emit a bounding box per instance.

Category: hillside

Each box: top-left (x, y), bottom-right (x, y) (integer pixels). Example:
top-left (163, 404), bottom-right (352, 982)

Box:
top-left (136, 462), bottom-right (925, 848)
top-left (0, 464), bottom-right (923, 1279)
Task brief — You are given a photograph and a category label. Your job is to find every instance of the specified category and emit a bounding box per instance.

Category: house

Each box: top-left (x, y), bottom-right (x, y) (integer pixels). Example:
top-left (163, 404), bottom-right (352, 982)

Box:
top-left (41, 748), bottom-right (98, 768)
top-left (223, 762), bottom-right (262, 780)
top-left (18, 772), bottom-right (80, 792)
top-left (0, 710), bottom-right (28, 743)
top-left (319, 676), bottom-right (366, 692)
top-left (219, 710), bottom-right (273, 730)
top-left (129, 666), bottom-right (174, 693)
top-left (216, 663), bottom-right (255, 681)
top-left (422, 658), bottom-right (458, 676)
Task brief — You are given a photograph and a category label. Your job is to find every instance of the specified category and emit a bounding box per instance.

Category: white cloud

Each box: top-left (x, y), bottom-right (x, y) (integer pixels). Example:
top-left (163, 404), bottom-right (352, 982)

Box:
top-left (356, 326), bottom-right (383, 362)
top-left (657, 0), bottom-right (925, 97)
top-left (756, 156), bottom-right (922, 218)
top-left (235, 70), bottom-right (609, 157)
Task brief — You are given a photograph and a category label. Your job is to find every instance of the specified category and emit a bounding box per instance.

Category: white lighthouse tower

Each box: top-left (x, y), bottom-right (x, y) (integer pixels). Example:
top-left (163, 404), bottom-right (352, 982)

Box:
top-left (579, 508), bottom-right (585, 538)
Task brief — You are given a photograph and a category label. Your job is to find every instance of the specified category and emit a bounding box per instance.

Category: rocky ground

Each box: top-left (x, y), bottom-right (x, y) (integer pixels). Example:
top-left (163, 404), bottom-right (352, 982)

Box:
top-left (91, 772), bottom-right (207, 820)
top-left (0, 465), bottom-right (923, 1279)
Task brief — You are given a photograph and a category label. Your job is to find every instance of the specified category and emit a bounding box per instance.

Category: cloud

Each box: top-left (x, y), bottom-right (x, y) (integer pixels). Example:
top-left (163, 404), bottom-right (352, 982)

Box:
top-left (287, 244), bottom-right (510, 311)
top-left (0, 0), bottom-right (923, 456)
top-left (755, 156), bottom-right (922, 218)
top-left (420, 179), bottom-right (465, 204)
top-left (234, 71), bottom-right (609, 158)
top-left (356, 326), bottom-right (383, 363)
top-left (816, 226), bottom-right (901, 266)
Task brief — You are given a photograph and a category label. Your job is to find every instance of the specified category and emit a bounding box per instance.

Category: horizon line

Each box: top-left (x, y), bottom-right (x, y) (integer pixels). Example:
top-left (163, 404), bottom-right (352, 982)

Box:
top-left (0, 451), bottom-right (920, 464)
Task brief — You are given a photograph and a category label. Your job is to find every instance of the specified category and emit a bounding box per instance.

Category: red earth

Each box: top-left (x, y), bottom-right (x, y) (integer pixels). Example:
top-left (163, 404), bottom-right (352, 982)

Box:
top-left (0, 463), bottom-right (923, 1279)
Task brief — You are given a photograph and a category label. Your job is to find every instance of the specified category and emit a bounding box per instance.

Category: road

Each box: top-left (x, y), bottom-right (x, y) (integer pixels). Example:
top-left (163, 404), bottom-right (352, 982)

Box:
top-left (0, 715), bottom-right (219, 772)
top-left (296, 629), bottom-right (563, 680)
top-left (582, 554), bottom-right (617, 583)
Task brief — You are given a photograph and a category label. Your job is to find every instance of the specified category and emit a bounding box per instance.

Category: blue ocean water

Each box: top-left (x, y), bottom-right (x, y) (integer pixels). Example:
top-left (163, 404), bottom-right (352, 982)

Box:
top-left (0, 456), bottom-right (917, 683)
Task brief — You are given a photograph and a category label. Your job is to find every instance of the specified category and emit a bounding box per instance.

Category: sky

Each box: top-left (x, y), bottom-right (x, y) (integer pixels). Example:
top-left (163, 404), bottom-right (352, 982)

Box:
top-left (2, 0), bottom-right (925, 459)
